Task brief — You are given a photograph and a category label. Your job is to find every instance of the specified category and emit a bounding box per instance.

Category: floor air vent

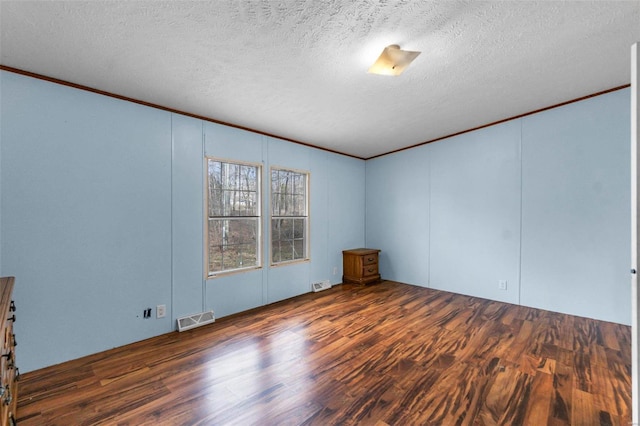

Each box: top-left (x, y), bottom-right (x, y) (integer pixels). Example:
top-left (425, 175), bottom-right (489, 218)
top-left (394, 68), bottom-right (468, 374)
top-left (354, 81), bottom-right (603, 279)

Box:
top-left (312, 280), bottom-right (332, 292)
top-left (177, 311), bottom-right (215, 332)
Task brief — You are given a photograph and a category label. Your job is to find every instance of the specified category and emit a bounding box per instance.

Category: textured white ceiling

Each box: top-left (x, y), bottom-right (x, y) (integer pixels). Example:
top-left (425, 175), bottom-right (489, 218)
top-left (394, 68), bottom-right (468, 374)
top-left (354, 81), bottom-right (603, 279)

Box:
top-left (1, 1), bottom-right (639, 158)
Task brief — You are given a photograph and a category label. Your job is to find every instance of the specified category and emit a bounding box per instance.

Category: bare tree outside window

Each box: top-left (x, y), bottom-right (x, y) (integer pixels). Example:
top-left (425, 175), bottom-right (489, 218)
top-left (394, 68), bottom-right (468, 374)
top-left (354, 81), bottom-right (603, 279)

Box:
top-left (207, 159), bottom-right (261, 276)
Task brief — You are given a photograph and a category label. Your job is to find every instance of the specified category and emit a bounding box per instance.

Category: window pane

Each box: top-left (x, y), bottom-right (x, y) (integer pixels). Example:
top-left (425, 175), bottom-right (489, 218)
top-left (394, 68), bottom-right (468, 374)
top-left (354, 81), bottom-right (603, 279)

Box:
top-left (222, 163), bottom-right (237, 190)
top-left (280, 241), bottom-right (294, 262)
top-left (295, 174), bottom-right (306, 194)
top-left (271, 219), bottom-right (280, 241)
top-left (208, 161), bottom-right (222, 217)
top-left (222, 190), bottom-right (232, 216)
top-left (271, 170), bottom-right (280, 195)
top-left (293, 195), bottom-right (304, 215)
top-left (239, 191), bottom-right (258, 216)
top-left (271, 240), bottom-right (281, 263)
top-left (286, 194), bottom-right (295, 216)
top-left (208, 189), bottom-right (222, 216)
top-left (207, 217), bottom-right (258, 272)
top-left (280, 219), bottom-right (293, 239)
top-left (209, 219), bottom-right (224, 246)
top-left (272, 219), bottom-right (294, 262)
top-left (222, 246), bottom-right (238, 270)
top-left (272, 191), bottom-right (282, 216)
top-left (227, 219), bottom-right (257, 245)
top-left (293, 219), bottom-right (304, 239)
top-left (293, 239), bottom-right (304, 260)
top-left (208, 160), bottom-right (222, 188)
top-left (220, 162), bottom-right (229, 189)
top-left (209, 161), bottom-right (259, 218)
top-left (270, 169), bottom-right (306, 217)
top-left (240, 165), bottom-right (257, 191)
top-left (209, 245), bottom-right (223, 273)
top-left (238, 243), bottom-right (257, 267)
top-left (229, 190), bottom-right (240, 216)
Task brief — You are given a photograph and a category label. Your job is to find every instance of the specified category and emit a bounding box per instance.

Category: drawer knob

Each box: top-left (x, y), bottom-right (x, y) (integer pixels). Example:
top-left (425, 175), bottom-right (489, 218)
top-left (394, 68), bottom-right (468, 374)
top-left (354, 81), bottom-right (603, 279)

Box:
top-left (368, 258), bottom-right (374, 261)
top-left (9, 301), bottom-right (15, 312)
top-left (368, 268), bottom-right (374, 272)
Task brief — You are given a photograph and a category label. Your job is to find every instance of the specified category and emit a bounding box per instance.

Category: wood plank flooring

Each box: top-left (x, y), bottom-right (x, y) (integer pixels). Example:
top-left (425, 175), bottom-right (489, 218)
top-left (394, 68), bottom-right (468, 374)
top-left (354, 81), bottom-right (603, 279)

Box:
top-left (17, 281), bottom-right (631, 425)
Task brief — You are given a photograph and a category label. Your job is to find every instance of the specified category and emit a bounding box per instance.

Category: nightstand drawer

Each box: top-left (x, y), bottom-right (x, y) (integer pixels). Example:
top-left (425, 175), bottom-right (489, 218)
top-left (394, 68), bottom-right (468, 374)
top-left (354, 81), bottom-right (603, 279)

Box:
top-left (363, 254), bottom-right (378, 266)
top-left (362, 265), bottom-right (378, 277)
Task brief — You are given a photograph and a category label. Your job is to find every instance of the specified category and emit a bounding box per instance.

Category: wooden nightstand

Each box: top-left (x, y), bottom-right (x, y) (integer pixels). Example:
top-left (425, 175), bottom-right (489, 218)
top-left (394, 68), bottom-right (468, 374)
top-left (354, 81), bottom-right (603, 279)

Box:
top-left (342, 248), bottom-right (381, 285)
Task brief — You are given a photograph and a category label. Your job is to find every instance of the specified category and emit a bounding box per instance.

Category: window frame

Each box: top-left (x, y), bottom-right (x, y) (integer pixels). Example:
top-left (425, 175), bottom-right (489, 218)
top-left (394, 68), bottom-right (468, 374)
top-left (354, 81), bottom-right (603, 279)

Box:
top-left (205, 157), bottom-right (263, 278)
top-left (269, 166), bottom-right (310, 266)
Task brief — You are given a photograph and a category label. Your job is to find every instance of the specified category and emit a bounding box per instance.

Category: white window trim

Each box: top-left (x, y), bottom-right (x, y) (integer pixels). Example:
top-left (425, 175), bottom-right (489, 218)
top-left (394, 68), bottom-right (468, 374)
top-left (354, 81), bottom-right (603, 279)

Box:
top-left (205, 157), bottom-right (263, 278)
top-left (269, 166), bottom-right (310, 267)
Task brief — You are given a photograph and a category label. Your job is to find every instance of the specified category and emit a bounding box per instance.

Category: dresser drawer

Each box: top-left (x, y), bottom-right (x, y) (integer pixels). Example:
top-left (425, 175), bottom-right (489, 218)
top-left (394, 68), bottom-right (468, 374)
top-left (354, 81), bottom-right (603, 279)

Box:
top-left (362, 254), bottom-right (378, 266)
top-left (362, 264), bottom-right (378, 277)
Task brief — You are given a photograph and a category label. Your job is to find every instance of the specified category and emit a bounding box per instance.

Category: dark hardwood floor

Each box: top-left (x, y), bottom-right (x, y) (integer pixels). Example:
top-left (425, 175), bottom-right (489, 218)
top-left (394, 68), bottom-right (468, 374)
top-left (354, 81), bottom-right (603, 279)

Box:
top-left (17, 281), bottom-right (631, 425)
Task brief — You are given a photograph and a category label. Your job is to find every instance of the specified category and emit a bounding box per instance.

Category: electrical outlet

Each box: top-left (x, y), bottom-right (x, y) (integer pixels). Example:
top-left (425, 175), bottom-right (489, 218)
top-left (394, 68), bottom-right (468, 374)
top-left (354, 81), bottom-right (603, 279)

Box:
top-left (333, 266), bottom-right (338, 275)
top-left (157, 304), bottom-right (166, 318)
top-left (498, 280), bottom-right (507, 290)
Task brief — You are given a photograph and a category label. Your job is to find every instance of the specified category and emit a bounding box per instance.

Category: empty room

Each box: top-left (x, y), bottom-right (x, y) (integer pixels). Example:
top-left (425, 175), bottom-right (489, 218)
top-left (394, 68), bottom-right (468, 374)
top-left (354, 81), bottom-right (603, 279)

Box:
top-left (1, 1), bottom-right (640, 425)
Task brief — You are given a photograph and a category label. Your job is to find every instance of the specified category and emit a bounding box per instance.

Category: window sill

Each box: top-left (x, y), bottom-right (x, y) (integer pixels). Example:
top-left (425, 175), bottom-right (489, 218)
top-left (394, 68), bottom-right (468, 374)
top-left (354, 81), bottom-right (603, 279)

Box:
top-left (269, 258), bottom-right (311, 268)
top-left (207, 265), bottom-right (263, 279)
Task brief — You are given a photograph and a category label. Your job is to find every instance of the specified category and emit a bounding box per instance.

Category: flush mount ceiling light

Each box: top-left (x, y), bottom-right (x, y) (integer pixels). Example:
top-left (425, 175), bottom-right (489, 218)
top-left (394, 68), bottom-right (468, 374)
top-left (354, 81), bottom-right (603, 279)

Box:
top-left (367, 44), bottom-right (421, 76)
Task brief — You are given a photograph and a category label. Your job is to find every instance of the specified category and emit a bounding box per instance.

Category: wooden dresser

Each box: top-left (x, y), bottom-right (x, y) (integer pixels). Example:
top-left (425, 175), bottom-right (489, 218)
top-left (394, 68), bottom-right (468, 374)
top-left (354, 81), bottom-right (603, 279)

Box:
top-left (0, 277), bottom-right (17, 426)
top-left (342, 248), bottom-right (381, 285)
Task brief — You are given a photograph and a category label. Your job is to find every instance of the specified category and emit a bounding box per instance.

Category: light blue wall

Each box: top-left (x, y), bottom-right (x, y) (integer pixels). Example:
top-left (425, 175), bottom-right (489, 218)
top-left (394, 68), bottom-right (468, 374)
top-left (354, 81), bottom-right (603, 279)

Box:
top-left (1, 72), bottom-right (173, 371)
top-left (365, 146), bottom-right (431, 285)
top-left (328, 154), bottom-right (366, 280)
top-left (0, 71), bottom-right (365, 372)
top-left (171, 114), bottom-right (205, 320)
top-left (430, 121), bottom-right (522, 305)
top-left (520, 90), bottom-right (630, 322)
top-left (366, 89), bottom-right (630, 325)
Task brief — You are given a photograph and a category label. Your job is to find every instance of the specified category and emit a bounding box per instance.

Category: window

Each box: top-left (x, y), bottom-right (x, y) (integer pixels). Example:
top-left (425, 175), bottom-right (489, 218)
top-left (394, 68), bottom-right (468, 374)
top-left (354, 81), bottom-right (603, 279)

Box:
top-left (207, 159), bottom-right (261, 276)
top-left (270, 168), bottom-right (309, 264)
